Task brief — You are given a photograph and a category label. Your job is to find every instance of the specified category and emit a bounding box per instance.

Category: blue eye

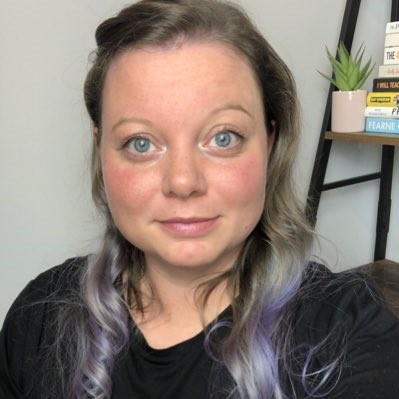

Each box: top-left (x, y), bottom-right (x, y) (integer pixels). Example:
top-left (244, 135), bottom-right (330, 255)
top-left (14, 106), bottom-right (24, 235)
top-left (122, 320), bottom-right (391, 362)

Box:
top-left (214, 132), bottom-right (232, 147)
top-left (122, 134), bottom-right (164, 159)
top-left (209, 130), bottom-right (244, 150)
top-left (131, 137), bottom-right (152, 153)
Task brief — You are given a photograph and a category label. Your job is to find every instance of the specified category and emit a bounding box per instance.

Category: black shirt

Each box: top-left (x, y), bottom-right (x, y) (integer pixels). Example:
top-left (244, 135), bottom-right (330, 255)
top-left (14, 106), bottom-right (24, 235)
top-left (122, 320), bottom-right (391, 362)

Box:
top-left (1, 257), bottom-right (399, 398)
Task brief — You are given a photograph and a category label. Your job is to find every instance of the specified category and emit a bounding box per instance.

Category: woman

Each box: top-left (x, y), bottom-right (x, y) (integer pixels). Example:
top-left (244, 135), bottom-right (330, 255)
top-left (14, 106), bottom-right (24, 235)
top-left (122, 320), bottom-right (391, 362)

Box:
top-left (1, 1), bottom-right (399, 398)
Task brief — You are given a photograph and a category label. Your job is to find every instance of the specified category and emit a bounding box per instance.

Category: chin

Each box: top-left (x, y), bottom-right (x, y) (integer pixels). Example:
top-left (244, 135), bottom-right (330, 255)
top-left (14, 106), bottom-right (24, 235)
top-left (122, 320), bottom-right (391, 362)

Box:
top-left (163, 252), bottom-right (221, 269)
top-left (152, 243), bottom-right (239, 274)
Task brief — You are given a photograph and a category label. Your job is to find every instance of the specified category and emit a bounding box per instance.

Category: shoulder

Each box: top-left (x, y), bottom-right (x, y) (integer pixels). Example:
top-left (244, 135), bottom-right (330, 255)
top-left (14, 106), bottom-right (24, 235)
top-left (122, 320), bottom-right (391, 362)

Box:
top-left (27, 256), bottom-right (86, 296)
top-left (3, 255), bottom-right (86, 323)
top-left (296, 262), bottom-right (395, 333)
top-left (3, 257), bottom-right (86, 324)
top-left (0, 257), bottom-right (87, 398)
top-left (294, 262), bottom-right (399, 345)
top-left (291, 263), bottom-right (399, 398)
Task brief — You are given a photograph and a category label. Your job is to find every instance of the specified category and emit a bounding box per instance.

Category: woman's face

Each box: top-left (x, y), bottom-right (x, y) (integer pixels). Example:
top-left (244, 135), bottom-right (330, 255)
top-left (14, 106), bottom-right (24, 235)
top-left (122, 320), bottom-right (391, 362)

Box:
top-left (99, 41), bottom-right (273, 276)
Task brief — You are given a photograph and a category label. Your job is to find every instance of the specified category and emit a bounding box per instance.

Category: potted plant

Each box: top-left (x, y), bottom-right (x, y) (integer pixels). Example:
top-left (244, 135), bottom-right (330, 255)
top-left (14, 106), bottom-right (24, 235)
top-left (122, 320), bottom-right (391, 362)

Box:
top-left (319, 41), bottom-right (374, 132)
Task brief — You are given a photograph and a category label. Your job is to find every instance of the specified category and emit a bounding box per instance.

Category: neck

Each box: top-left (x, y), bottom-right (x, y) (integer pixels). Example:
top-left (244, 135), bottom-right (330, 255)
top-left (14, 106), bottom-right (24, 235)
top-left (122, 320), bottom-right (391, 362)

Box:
top-left (129, 257), bottom-right (232, 349)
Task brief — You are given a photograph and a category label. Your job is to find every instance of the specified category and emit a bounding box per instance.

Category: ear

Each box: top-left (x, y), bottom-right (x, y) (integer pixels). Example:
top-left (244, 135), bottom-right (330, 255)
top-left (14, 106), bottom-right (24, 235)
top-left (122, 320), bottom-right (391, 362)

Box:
top-left (267, 120), bottom-right (276, 157)
top-left (93, 127), bottom-right (100, 147)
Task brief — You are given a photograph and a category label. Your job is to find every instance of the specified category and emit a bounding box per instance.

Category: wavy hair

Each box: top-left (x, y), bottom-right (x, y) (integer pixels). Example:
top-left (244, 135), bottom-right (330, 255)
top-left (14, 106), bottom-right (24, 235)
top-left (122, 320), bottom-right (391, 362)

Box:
top-left (50, 1), bottom-right (341, 398)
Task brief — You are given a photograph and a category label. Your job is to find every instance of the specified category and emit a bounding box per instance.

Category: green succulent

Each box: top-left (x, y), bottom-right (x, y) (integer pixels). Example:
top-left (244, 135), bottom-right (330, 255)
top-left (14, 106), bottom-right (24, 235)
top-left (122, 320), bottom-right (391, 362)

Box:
top-left (318, 41), bottom-right (374, 91)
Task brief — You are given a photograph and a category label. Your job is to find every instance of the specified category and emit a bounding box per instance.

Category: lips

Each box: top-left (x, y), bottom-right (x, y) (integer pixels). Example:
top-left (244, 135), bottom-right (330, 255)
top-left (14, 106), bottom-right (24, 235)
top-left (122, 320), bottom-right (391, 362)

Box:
top-left (158, 216), bottom-right (219, 237)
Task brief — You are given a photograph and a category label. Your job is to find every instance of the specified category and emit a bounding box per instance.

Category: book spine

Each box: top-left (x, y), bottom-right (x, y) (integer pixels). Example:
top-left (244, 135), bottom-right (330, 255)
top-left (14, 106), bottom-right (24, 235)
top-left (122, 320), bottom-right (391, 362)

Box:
top-left (385, 33), bottom-right (399, 47)
top-left (383, 47), bottom-right (399, 64)
top-left (367, 92), bottom-right (399, 106)
top-left (365, 106), bottom-right (399, 117)
top-left (365, 117), bottom-right (399, 133)
top-left (373, 77), bottom-right (399, 91)
top-left (378, 65), bottom-right (399, 77)
top-left (386, 21), bottom-right (399, 34)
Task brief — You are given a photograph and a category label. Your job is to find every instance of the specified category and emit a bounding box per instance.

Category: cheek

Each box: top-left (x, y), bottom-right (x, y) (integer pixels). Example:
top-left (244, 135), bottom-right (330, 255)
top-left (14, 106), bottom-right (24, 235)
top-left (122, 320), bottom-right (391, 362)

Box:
top-left (216, 157), bottom-right (267, 209)
top-left (101, 159), bottom-right (154, 213)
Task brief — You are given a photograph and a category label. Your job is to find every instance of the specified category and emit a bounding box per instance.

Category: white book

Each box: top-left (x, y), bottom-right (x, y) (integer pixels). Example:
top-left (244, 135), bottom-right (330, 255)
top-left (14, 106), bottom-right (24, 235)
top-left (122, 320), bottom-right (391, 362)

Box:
top-left (386, 21), bottom-right (399, 34)
top-left (365, 106), bottom-right (399, 118)
top-left (385, 33), bottom-right (399, 47)
top-left (379, 64), bottom-right (399, 77)
top-left (384, 47), bottom-right (399, 65)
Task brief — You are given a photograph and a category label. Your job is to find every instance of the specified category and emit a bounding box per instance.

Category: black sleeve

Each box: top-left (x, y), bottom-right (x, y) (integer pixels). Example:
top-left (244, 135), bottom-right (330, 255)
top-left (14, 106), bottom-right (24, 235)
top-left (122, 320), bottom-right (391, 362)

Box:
top-left (295, 266), bottom-right (399, 399)
top-left (330, 277), bottom-right (399, 398)
top-left (0, 258), bottom-right (84, 399)
top-left (0, 277), bottom-right (48, 399)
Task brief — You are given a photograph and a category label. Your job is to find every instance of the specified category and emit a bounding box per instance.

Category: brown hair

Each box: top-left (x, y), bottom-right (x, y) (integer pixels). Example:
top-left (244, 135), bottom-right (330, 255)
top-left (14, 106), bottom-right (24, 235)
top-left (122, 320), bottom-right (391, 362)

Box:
top-left (78, 1), bottom-right (314, 397)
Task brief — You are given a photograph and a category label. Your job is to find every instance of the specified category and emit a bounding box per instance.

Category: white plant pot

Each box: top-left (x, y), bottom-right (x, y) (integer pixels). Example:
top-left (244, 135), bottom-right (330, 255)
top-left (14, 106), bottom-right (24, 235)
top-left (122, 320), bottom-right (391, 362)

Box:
top-left (331, 90), bottom-right (367, 133)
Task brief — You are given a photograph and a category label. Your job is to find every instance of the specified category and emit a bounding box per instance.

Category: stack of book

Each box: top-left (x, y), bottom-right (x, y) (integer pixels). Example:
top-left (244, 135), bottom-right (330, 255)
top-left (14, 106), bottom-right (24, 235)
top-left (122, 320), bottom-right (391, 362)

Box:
top-left (365, 21), bottom-right (399, 134)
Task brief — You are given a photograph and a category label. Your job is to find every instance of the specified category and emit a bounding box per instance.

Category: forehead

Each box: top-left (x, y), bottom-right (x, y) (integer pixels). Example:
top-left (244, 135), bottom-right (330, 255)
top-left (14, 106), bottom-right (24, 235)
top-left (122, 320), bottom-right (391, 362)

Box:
top-left (106, 40), bottom-right (259, 84)
top-left (101, 40), bottom-right (264, 125)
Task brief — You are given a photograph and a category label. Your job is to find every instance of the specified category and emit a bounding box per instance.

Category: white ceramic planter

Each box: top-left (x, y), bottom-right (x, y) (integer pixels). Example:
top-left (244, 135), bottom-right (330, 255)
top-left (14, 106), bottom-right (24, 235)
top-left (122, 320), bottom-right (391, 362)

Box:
top-left (331, 90), bottom-right (367, 133)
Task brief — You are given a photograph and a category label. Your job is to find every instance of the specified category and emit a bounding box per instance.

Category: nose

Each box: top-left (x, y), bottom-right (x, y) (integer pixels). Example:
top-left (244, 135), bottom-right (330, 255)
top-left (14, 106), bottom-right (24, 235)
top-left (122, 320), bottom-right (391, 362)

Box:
top-left (161, 149), bottom-right (207, 198)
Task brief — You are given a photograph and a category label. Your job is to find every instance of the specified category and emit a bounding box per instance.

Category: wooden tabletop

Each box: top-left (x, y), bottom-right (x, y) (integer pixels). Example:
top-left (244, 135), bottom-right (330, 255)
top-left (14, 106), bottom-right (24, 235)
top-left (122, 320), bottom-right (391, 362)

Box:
top-left (357, 259), bottom-right (399, 317)
top-left (326, 131), bottom-right (399, 146)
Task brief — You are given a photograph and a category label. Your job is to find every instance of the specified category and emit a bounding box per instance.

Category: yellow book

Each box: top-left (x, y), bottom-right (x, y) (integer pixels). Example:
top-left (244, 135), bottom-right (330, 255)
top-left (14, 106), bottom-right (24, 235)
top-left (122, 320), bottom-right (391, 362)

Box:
top-left (366, 92), bottom-right (399, 106)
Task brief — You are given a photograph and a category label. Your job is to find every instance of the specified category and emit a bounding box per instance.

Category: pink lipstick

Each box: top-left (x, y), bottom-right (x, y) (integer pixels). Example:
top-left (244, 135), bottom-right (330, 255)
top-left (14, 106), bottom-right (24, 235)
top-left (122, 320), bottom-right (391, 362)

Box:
top-left (159, 217), bottom-right (219, 237)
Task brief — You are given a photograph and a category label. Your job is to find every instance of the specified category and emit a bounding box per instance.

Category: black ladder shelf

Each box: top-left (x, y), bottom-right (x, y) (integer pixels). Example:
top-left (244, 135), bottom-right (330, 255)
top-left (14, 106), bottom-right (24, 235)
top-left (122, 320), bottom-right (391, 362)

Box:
top-left (306, 0), bottom-right (399, 264)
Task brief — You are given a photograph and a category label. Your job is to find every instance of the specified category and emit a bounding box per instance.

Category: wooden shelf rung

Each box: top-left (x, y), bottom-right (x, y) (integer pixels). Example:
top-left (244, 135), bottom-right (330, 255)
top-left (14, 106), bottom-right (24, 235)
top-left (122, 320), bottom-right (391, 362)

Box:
top-left (325, 131), bottom-right (399, 146)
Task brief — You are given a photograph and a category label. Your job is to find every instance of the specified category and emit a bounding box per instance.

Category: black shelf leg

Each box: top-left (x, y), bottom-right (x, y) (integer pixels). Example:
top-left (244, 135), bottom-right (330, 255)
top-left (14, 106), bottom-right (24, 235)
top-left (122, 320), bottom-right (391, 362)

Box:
top-left (391, 0), bottom-right (399, 20)
top-left (306, 140), bottom-right (332, 226)
top-left (374, 145), bottom-right (395, 261)
top-left (306, 0), bottom-right (361, 226)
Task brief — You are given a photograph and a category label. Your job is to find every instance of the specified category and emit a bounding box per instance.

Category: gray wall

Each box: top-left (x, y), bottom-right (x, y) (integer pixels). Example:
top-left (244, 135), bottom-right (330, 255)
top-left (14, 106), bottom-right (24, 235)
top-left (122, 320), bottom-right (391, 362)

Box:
top-left (1, 0), bottom-right (398, 324)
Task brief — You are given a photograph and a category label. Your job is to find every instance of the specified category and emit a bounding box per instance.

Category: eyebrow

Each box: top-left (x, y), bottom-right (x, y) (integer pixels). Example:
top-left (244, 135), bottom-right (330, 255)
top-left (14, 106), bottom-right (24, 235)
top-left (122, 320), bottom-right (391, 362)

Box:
top-left (111, 116), bottom-right (153, 132)
top-left (111, 102), bottom-right (254, 132)
top-left (209, 102), bottom-right (254, 119)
